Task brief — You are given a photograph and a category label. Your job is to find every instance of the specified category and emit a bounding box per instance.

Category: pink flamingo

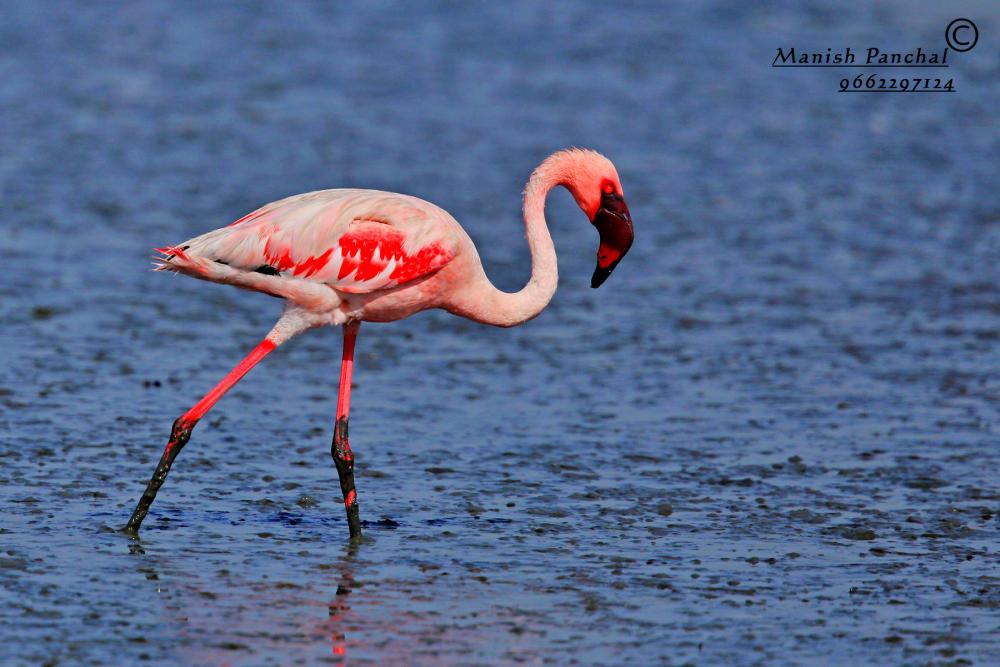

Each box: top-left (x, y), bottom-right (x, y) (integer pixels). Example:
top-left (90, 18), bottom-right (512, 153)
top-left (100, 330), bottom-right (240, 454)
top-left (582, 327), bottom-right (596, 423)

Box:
top-left (125, 148), bottom-right (634, 538)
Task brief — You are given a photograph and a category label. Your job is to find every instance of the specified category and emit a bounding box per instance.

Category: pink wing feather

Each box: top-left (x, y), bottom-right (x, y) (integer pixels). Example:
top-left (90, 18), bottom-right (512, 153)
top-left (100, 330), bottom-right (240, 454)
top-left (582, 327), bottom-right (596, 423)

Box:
top-left (171, 189), bottom-right (458, 294)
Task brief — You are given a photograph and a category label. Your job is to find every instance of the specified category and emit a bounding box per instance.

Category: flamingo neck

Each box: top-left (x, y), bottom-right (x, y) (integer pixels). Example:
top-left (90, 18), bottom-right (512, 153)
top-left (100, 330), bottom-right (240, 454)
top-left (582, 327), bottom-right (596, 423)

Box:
top-left (467, 162), bottom-right (562, 327)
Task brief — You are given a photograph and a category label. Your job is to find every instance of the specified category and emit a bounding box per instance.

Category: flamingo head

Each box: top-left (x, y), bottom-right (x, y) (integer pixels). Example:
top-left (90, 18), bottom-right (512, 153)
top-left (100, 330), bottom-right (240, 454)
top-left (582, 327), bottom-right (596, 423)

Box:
top-left (587, 175), bottom-right (634, 288)
top-left (557, 150), bottom-right (635, 288)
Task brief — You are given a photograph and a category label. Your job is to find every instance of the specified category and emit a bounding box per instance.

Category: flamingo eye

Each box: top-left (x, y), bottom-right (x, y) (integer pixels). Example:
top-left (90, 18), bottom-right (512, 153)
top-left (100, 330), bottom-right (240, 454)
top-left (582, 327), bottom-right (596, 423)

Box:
top-left (602, 181), bottom-right (615, 195)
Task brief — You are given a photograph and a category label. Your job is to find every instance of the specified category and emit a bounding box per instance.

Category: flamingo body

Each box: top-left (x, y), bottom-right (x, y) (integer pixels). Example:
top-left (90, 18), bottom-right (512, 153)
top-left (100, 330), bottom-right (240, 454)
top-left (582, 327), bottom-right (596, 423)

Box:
top-left (159, 189), bottom-right (474, 324)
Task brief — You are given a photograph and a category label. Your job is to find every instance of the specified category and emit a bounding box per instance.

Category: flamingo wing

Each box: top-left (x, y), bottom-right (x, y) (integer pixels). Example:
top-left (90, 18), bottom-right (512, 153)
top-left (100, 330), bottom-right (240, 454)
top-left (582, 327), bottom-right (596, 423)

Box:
top-left (170, 190), bottom-right (459, 294)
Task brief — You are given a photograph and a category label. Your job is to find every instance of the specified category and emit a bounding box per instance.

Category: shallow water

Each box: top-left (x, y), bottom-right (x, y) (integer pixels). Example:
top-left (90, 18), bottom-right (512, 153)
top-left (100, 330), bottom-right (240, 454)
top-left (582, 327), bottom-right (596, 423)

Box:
top-left (2, 1), bottom-right (999, 665)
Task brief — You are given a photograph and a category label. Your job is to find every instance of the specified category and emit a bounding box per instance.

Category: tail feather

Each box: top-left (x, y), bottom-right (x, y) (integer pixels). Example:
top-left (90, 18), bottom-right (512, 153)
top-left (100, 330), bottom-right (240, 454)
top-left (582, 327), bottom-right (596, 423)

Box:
top-left (150, 243), bottom-right (342, 312)
top-left (153, 245), bottom-right (187, 271)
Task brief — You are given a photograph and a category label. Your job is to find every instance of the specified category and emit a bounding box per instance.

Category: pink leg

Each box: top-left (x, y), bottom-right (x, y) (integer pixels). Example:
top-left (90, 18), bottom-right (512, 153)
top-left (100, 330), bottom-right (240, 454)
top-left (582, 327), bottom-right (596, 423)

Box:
top-left (124, 337), bottom-right (280, 533)
top-left (332, 321), bottom-right (362, 538)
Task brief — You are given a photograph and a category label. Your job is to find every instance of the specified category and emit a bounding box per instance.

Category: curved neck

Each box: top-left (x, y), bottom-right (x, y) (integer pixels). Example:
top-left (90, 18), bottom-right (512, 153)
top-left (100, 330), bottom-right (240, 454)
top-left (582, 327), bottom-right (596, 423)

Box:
top-left (465, 166), bottom-right (561, 328)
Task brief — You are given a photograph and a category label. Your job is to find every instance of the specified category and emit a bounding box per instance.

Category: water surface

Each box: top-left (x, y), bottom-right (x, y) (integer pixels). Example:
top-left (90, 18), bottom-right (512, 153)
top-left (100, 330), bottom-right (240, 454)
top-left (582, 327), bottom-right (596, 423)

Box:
top-left (1, 1), bottom-right (998, 665)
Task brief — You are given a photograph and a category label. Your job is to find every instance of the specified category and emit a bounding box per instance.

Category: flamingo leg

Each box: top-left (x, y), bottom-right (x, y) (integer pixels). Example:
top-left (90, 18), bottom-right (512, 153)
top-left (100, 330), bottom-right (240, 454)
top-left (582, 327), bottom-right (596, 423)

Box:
top-left (124, 337), bottom-right (280, 534)
top-left (332, 321), bottom-right (362, 539)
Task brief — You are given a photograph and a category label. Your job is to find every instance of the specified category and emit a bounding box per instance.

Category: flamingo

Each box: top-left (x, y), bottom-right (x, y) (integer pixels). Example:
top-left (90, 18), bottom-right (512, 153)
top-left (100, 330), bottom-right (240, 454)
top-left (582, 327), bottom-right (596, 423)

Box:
top-left (124, 148), bottom-right (634, 539)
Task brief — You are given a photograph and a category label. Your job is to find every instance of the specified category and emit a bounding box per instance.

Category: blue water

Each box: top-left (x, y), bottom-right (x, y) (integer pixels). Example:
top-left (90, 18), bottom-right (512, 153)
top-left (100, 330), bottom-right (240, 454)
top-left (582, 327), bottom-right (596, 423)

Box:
top-left (1, 1), bottom-right (998, 665)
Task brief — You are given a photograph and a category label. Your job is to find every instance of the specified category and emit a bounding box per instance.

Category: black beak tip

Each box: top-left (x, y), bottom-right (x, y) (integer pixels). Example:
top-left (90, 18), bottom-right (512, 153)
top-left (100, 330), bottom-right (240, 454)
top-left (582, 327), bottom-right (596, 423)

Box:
top-left (591, 266), bottom-right (611, 288)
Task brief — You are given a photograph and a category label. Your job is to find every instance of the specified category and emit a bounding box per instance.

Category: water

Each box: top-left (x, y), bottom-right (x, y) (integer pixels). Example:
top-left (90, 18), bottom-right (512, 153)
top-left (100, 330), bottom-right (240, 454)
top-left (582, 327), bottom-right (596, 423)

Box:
top-left (2, 1), bottom-right (998, 665)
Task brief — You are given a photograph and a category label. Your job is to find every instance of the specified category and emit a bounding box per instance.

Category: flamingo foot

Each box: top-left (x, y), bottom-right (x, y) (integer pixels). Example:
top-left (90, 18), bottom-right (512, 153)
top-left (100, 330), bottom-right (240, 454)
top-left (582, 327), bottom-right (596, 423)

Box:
top-left (331, 416), bottom-right (362, 539)
top-left (123, 417), bottom-right (197, 534)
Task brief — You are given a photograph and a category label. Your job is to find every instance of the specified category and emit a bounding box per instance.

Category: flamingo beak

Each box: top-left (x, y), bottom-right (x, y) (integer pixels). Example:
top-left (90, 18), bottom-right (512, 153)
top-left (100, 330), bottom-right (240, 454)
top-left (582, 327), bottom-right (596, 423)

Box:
top-left (590, 192), bottom-right (634, 288)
